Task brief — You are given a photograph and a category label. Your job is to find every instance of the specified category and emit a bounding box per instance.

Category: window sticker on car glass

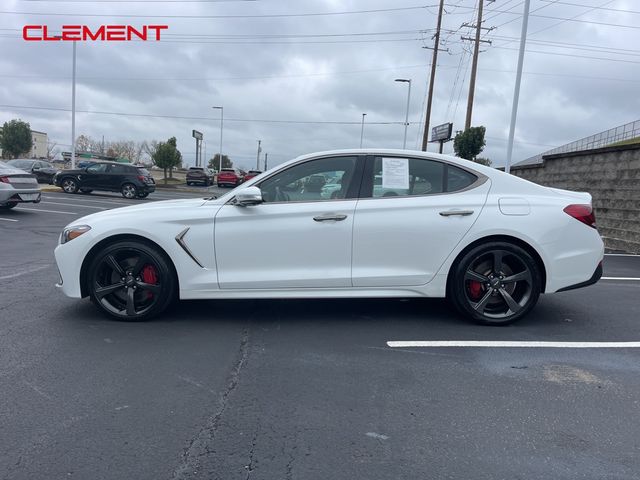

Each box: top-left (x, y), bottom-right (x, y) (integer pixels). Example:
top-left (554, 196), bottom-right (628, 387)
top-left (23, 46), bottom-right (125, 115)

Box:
top-left (382, 158), bottom-right (409, 189)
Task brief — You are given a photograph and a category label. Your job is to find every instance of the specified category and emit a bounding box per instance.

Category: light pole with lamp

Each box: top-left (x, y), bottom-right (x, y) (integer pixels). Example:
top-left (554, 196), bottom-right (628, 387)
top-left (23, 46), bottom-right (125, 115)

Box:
top-left (394, 78), bottom-right (411, 149)
top-left (212, 106), bottom-right (223, 173)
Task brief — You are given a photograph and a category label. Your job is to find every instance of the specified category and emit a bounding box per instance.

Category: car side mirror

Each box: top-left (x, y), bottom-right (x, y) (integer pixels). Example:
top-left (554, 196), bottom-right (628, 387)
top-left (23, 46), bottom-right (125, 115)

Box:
top-left (235, 186), bottom-right (263, 206)
top-left (32, 166), bottom-right (41, 171)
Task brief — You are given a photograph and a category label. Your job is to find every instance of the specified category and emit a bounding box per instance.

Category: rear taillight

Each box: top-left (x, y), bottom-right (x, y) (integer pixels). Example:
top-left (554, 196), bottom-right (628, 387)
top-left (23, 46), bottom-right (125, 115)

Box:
top-left (137, 175), bottom-right (146, 181)
top-left (0, 176), bottom-right (9, 183)
top-left (564, 204), bottom-right (596, 229)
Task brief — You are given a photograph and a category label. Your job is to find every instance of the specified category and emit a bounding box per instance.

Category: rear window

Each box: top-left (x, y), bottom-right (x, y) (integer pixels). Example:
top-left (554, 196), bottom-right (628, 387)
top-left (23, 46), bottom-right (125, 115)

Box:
top-left (221, 169), bottom-right (235, 172)
top-left (446, 165), bottom-right (477, 192)
top-left (189, 167), bottom-right (204, 171)
top-left (137, 167), bottom-right (151, 176)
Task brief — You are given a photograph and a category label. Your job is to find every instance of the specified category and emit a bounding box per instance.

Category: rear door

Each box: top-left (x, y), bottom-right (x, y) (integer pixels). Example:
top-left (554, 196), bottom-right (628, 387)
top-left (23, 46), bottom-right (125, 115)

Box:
top-left (351, 155), bottom-right (491, 287)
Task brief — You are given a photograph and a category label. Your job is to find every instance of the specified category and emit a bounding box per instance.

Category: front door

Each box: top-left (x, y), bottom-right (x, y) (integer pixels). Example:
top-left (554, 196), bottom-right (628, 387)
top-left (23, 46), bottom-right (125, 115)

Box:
top-left (81, 163), bottom-right (110, 190)
top-left (214, 155), bottom-right (363, 289)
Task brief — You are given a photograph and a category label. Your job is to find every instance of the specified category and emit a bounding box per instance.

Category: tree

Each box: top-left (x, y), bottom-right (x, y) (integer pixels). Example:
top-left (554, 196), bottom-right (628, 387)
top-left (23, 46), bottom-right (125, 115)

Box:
top-left (152, 137), bottom-right (181, 183)
top-left (1, 119), bottom-right (32, 159)
top-left (453, 126), bottom-right (486, 162)
top-left (46, 141), bottom-right (59, 160)
top-left (208, 153), bottom-right (233, 170)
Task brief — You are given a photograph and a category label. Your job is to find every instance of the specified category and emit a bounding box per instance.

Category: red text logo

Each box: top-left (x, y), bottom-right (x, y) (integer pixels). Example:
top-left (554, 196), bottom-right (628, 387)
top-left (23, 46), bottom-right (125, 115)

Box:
top-left (23, 25), bottom-right (169, 41)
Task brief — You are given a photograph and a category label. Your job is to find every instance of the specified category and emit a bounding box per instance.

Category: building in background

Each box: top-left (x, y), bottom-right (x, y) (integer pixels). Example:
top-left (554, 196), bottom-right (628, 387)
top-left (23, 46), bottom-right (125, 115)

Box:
top-left (29, 130), bottom-right (48, 159)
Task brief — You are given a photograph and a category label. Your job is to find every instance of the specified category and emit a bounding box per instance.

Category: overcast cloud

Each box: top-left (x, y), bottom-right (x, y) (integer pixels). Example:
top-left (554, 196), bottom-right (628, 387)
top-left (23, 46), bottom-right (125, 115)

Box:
top-left (1, 0), bottom-right (638, 169)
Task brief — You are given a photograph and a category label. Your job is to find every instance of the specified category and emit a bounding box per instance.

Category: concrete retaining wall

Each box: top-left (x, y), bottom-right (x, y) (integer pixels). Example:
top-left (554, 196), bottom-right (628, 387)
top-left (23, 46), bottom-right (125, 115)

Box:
top-left (511, 143), bottom-right (640, 253)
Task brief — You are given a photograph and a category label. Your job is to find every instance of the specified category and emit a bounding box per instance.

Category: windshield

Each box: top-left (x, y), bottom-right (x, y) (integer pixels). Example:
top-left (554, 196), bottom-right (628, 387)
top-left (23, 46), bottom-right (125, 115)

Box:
top-left (7, 160), bottom-right (34, 169)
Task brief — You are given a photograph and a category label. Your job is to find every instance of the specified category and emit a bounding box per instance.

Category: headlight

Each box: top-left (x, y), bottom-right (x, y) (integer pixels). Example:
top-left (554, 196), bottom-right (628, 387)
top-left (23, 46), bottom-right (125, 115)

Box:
top-left (60, 225), bottom-right (91, 244)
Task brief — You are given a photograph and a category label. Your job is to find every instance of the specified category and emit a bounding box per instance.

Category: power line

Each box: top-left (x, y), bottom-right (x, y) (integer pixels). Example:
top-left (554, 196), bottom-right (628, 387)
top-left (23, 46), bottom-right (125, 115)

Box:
top-left (0, 5), bottom-right (437, 19)
top-left (537, 0), bottom-right (640, 15)
top-left (0, 104), bottom-right (412, 125)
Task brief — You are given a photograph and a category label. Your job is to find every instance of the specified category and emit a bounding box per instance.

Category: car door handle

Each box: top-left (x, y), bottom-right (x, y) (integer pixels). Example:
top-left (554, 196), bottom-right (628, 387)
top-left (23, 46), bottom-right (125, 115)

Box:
top-left (439, 209), bottom-right (474, 217)
top-left (313, 214), bottom-right (348, 222)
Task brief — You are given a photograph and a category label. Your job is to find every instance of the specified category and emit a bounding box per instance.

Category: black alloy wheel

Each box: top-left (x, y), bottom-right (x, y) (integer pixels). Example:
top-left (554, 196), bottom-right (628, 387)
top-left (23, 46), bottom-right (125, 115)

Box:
top-left (121, 183), bottom-right (138, 199)
top-left (61, 178), bottom-right (79, 194)
top-left (449, 242), bottom-right (541, 325)
top-left (87, 241), bottom-right (176, 321)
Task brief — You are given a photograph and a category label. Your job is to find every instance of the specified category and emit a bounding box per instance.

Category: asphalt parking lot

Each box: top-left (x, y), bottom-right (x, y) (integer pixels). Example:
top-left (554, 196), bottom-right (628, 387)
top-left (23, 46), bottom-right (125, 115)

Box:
top-left (2, 190), bottom-right (640, 480)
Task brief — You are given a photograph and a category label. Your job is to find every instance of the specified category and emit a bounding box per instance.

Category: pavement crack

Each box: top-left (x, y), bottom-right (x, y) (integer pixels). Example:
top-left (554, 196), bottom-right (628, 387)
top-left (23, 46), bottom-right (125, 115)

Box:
top-left (172, 325), bottom-right (250, 480)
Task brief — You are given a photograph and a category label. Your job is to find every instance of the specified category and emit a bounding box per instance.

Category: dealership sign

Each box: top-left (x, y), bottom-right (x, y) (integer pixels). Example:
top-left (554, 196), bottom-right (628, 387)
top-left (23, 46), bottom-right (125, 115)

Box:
top-left (23, 25), bottom-right (168, 41)
top-left (430, 122), bottom-right (453, 143)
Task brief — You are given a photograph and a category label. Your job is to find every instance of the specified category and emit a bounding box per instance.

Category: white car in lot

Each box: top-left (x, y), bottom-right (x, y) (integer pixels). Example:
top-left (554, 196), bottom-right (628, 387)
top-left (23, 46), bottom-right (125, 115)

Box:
top-left (54, 149), bottom-right (604, 325)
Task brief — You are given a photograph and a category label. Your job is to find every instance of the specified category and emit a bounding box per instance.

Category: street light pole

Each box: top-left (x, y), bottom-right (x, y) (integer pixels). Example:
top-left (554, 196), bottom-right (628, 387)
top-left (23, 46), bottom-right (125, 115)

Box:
top-left (256, 140), bottom-right (261, 169)
top-left (212, 106), bottom-right (223, 172)
top-left (395, 79), bottom-right (412, 149)
top-left (505, 0), bottom-right (531, 174)
top-left (359, 113), bottom-right (366, 148)
top-left (71, 41), bottom-right (77, 169)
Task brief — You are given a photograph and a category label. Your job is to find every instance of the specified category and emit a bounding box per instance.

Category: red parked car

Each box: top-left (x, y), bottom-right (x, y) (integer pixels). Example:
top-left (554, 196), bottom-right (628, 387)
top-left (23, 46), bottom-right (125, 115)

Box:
top-left (217, 168), bottom-right (244, 187)
top-left (243, 170), bottom-right (262, 181)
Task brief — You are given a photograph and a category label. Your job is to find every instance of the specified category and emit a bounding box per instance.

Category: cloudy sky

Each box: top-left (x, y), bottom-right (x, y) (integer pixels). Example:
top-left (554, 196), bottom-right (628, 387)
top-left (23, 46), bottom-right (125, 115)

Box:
top-left (1, 0), bottom-right (638, 169)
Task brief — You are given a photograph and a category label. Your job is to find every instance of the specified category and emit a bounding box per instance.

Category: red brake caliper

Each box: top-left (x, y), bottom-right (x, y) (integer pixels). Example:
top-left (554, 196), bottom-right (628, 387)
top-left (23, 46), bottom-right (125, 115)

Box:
top-left (467, 280), bottom-right (484, 301)
top-left (141, 265), bottom-right (158, 300)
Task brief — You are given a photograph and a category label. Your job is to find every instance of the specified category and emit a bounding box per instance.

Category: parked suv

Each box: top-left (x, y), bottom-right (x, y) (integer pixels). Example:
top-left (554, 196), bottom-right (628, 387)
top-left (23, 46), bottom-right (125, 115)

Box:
top-left (217, 168), bottom-right (244, 187)
top-left (6, 159), bottom-right (60, 184)
top-left (54, 162), bottom-right (156, 199)
top-left (186, 167), bottom-right (214, 186)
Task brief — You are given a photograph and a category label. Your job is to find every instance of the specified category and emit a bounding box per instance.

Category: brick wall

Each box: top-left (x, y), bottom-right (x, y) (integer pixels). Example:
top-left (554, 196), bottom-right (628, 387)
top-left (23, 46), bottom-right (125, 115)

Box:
top-left (511, 143), bottom-right (640, 253)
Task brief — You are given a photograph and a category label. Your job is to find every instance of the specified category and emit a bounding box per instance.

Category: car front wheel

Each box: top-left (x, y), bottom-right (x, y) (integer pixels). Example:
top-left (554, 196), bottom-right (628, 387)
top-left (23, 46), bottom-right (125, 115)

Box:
top-left (61, 178), bottom-right (79, 194)
top-left (449, 242), bottom-right (541, 325)
top-left (87, 241), bottom-right (176, 321)
top-left (121, 183), bottom-right (138, 199)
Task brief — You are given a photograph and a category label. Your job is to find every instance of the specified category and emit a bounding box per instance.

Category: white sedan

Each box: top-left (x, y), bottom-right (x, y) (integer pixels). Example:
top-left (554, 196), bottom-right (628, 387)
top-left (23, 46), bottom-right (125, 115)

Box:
top-left (54, 149), bottom-right (604, 325)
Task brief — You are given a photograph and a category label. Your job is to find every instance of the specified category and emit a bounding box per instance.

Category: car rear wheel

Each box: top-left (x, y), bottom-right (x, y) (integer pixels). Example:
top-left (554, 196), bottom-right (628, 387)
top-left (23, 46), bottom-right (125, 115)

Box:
top-left (87, 241), bottom-right (176, 321)
top-left (61, 178), bottom-right (78, 194)
top-left (0, 202), bottom-right (17, 209)
top-left (449, 242), bottom-right (541, 325)
top-left (121, 183), bottom-right (138, 199)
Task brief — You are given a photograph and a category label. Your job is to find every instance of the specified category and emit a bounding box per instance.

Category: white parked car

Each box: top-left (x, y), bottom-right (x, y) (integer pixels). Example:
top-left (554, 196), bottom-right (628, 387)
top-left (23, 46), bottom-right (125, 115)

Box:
top-left (54, 149), bottom-right (604, 325)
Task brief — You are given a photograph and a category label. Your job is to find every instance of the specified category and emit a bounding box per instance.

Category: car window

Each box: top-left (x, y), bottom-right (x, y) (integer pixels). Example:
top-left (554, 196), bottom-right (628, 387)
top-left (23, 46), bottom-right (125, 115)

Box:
top-left (447, 165), bottom-right (477, 192)
top-left (258, 156), bottom-right (357, 203)
top-left (371, 157), bottom-right (444, 198)
top-left (86, 163), bottom-right (109, 173)
top-left (8, 160), bottom-right (33, 170)
top-left (137, 168), bottom-right (151, 176)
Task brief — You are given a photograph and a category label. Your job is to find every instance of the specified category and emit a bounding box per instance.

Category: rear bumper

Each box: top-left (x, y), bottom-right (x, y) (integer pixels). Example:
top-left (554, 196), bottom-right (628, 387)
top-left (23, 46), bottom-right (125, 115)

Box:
top-left (557, 261), bottom-right (603, 292)
top-left (0, 188), bottom-right (42, 204)
top-left (140, 184), bottom-right (156, 193)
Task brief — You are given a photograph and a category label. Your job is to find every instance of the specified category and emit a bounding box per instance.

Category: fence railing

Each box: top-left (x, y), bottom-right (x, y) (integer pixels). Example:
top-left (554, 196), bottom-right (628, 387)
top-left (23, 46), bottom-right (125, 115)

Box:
top-left (516, 119), bottom-right (640, 166)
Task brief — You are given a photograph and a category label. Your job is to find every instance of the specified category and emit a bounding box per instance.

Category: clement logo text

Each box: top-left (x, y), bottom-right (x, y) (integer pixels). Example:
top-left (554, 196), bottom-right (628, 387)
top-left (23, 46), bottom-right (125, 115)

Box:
top-left (23, 25), bottom-right (169, 41)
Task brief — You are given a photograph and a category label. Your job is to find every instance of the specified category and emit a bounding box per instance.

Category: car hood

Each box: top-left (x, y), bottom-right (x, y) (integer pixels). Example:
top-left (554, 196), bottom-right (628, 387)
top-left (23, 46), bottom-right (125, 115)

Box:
top-left (69, 197), bottom-right (221, 226)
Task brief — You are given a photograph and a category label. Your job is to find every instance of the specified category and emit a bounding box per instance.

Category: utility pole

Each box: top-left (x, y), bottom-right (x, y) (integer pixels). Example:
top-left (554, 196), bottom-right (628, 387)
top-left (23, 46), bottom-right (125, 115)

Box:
top-left (421, 0), bottom-right (445, 151)
top-left (359, 113), bottom-right (366, 148)
top-left (264, 152), bottom-right (268, 171)
top-left (464, 0), bottom-right (493, 130)
top-left (505, 0), bottom-right (531, 174)
top-left (256, 140), bottom-right (261, 169)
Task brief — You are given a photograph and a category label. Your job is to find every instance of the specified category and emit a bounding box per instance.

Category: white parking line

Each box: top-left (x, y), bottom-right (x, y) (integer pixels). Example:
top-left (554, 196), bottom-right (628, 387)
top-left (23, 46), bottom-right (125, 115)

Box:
top-left (602, 277), bottom-right (640, 281)
top-left (0, 217), bottom-right (18, 222)
top-left (42, 201), bottom-right (108, 210)
top-left (0, 264), bottom-right (52, 280)
top-left (604, 253), bottom-right (639, 257)
top-left (387, 341), bottom-right (640, 348)
top-left (43, 195), bottom-right (141, 206)
top-left (15, 207), bottom-right (77, 215)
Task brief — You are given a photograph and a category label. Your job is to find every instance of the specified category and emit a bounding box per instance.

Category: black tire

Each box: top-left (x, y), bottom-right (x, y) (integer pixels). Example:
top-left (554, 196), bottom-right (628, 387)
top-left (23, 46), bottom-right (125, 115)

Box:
top-left (80, 188), bottom-right (93, 194)
top-left (61, 177), bottom-right (79, 194)
top-left (121, 183), bottom-right (138, 199)
top-left (87, 240), bottom-right (176, 321)
top-left (138, 192), bottom-right (149, 198)
top-left (448, 242), bottom-right (541, 325)
top-left (187, 182), bottom-right (192, 186)
top-left (0, 202), bottom-right (17, 209)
